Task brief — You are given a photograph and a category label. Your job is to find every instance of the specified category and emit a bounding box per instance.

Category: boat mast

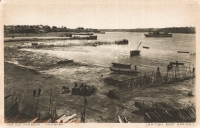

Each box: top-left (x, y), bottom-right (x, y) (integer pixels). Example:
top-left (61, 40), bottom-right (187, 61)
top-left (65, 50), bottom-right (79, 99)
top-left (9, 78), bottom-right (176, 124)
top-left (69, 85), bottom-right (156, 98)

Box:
top-left (136, 42), bottom-right (142, 50)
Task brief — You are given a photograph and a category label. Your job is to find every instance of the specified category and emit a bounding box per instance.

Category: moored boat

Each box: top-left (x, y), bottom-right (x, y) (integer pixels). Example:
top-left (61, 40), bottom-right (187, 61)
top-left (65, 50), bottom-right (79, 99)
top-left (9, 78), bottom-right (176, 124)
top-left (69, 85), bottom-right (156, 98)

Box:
top-left (177, 51), bottom-right (189, 53)
top-left (142, 46), bottom-right (149, 49)
top-left (130, 42), bottom-right (141, 56)
top-left (130, 50), bottom-right (140, 56)
top-left (144, 30), bottom-right (172, 37)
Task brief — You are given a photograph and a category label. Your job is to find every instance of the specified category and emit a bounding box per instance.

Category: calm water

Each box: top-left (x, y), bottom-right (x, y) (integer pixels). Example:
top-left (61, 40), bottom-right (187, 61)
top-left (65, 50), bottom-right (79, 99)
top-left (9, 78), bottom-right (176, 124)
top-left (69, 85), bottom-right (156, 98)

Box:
top-left (23, 32), bottom-right (196, 73)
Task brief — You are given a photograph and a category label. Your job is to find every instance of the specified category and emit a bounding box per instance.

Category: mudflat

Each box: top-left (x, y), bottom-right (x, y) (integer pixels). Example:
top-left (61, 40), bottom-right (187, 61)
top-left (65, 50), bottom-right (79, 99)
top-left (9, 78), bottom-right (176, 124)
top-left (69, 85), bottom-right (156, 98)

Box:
top-left (4, 47), bottom-right (195, 122)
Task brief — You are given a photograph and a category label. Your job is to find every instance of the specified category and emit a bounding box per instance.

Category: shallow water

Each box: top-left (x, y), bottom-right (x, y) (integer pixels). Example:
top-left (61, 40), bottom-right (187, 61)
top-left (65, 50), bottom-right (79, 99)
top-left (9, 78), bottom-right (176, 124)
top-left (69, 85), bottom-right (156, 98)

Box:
top-left (22, 32), bottom-right (196, 73)
top-left (5, 32), bottom-right (196, 122)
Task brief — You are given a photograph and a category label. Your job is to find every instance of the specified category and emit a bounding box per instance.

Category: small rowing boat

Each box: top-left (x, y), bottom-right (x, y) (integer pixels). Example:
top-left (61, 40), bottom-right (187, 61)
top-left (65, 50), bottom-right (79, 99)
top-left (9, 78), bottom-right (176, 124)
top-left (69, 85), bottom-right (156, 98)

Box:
top-left (142, 46), bottom-right (149, 49)
top-left (177, 51), bottom-right (189, 53)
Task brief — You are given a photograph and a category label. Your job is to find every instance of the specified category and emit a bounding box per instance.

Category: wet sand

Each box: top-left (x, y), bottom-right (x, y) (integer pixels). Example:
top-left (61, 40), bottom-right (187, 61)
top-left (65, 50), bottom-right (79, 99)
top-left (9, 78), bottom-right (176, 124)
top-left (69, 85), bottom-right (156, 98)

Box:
top-left (4, 45), bottom-right (195, 123)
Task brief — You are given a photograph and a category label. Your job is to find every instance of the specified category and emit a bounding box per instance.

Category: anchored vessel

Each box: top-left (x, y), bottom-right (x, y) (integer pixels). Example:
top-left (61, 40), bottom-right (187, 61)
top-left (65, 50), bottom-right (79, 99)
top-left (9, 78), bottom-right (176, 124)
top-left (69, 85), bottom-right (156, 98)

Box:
top-left (144, 30), bottom-right (172, 37)
top-left (130, 42), bottom-right (141, 56)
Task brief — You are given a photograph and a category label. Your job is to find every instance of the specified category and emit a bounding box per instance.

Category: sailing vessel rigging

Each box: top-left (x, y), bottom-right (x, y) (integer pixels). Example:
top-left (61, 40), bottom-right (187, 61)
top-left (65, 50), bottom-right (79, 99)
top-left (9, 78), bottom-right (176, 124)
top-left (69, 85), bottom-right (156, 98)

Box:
top-left (130, 42), bottom-right (141, 56)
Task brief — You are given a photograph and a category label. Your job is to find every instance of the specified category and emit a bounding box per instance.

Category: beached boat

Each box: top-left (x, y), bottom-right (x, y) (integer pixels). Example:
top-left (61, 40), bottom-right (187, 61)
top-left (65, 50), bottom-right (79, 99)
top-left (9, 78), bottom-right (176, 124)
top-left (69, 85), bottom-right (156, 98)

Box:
top-left (177, 51), bottom-right (189, 53)
top-left (130, 42), bottom-right (141, 56)
top-left (111, 63), bottom-right (131, 69)
top-left (110, 67), bottom-right (139, 74)
top-left (57, 59), bottom-right (73, 64)
top-left (110, 62), bottom-right (139, 74)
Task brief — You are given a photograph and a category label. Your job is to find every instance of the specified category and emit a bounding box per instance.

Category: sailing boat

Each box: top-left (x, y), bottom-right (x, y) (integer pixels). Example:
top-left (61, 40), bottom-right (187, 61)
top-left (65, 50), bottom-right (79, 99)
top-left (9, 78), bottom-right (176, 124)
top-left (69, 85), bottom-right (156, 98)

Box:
top-left (130, 42), bottom-right (141, 56)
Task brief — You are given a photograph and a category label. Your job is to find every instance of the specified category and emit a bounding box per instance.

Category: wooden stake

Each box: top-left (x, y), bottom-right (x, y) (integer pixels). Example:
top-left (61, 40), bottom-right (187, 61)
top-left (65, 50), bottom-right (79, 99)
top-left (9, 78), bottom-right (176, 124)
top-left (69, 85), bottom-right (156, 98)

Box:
top-left (143, 100), bottom-right (145, 120)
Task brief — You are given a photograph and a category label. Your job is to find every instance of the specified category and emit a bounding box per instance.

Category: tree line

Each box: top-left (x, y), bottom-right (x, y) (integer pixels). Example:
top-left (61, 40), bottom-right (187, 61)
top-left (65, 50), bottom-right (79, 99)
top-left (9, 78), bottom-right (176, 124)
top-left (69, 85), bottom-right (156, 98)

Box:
top-left (100, 27), bottom-right (196, 33)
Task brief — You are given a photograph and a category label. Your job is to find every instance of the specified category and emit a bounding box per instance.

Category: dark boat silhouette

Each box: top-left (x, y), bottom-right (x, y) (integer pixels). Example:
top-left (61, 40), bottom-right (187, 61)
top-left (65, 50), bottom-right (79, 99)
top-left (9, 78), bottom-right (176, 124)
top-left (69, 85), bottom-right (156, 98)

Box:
top-left (144, 29), bottom-right (172, 37)
top-left (110, 63), bottom-right (139, 74)
top-left (130, 42), bottom-right (141, 56)
top-left (110, 67), bottom-right (139, 74)
top-left (142, 46), bottom-right (149, 49)
top-left (111, 63), bottom-right (131, 69)
top-left (177, 51), bottom-right (189, 53)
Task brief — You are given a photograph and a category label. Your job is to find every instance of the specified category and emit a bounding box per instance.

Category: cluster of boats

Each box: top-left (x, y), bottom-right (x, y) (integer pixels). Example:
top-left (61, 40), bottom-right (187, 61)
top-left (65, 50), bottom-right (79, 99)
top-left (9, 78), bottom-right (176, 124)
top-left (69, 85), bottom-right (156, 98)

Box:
top-left (130, 30), bottom-right (172, 56)
top-left (110, 30), bottom-right (174, 74)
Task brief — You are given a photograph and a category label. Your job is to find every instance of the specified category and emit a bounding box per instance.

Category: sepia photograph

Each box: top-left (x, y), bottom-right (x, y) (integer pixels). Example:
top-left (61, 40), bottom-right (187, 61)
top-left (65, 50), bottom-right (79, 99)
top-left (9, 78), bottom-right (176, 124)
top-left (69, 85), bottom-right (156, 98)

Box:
top-left (2, 0), bottom-right (198, 124)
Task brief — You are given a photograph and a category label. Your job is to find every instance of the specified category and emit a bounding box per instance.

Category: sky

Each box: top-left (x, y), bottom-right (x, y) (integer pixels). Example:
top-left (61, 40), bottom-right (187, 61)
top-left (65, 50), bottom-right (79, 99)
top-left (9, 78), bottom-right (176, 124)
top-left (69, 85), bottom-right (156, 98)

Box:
top-left (2, 0), bottom-right (200, 29)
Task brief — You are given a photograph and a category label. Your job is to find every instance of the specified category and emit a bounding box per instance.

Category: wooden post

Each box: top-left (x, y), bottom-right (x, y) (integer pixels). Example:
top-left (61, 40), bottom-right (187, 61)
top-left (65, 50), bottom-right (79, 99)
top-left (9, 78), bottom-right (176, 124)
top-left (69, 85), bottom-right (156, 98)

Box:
top-left (83, 109), bottom-right (85, 123)
top-left (49, 88), bottom-right (53, 115)
top-left (130, 78), bottom-right (132, 89)
top-left (193, 64), bottom-right (195, 77)
top-left (51, 96), bottom-right (53, 116)
top-left (11, 95), bottom-right (14, 118)
top-left (140, 73), bottom-right (141, 87)
top-left (181, 67), bottom-right (184, 78)
top-left (152, 71), bottom-right (154, 86)
top-left (175, 67), bottom-right (176, 79)
top-left (83, 96), bottom-right (87, 123)
top-left (189, 62), bottom-right (190, 72)
top-left (49, 89), bottom-right (51, 115)
top-left (143, 100), bottom-right (145, 121)
top-left (35, 98), bottom-right (38, 117)
top-left (54, 107), bottom-right (57, 115)
top-left (38, 109), bottom-right (40, 120)
top-left (31, 96), bottom-right (35, 115)
top-left (172, 67), bottom-right (174, 82)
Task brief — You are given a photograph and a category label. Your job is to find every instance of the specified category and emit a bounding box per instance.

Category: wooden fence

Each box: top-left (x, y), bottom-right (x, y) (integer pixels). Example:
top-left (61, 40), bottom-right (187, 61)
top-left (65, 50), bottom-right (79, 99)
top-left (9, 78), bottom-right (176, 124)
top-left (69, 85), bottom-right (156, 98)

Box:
top-left (117, 65), bottom-right (195, 89)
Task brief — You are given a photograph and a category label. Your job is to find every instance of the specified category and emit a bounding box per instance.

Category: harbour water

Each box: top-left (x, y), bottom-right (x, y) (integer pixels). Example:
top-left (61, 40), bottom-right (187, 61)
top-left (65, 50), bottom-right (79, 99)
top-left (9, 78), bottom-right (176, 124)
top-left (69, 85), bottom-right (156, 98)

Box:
top-left (5, 32), bottom-right (196, 123)
top-left (23, 32), bottom-right (196, 73)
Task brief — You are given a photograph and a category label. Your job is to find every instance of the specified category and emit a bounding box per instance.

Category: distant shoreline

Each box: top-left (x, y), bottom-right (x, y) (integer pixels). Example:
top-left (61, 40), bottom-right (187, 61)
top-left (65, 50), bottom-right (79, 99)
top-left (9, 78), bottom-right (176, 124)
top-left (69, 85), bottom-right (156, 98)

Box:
top-left (99, 29), bottom-right (196, 34)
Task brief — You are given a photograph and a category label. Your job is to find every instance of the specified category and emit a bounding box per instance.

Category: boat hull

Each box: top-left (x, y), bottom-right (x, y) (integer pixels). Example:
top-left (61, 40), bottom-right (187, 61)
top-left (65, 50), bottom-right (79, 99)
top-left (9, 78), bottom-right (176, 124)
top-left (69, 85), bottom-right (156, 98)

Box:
top-left (130, 50), bottom-right (140, 56)
top-left (177, 51), bottom-right (189, 53)
top-left (144, 34), bottom-right (172, 37)
top-left (112, 63), bottom-right (131, 69)
top-left (142, 46), bottom-right (149, 49)
top-left (110, 67), bottom-right (139, 74)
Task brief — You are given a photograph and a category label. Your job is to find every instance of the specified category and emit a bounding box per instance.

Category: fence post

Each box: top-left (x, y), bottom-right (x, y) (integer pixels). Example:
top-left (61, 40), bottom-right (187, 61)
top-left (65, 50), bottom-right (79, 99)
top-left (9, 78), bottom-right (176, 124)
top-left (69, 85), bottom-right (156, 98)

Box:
top-left (143, 100), bottom-right (145, 121)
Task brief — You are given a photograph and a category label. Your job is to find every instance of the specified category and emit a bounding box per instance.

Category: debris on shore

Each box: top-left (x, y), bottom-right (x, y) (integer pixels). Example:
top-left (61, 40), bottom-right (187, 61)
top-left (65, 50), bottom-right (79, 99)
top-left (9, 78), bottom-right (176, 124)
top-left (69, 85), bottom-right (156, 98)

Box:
top-left (134, 101), bottom-right (196, 122)
top-left (72, 83), bottom-right (97, 96)
top-left (60, 86), bottom-right (70, 94)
